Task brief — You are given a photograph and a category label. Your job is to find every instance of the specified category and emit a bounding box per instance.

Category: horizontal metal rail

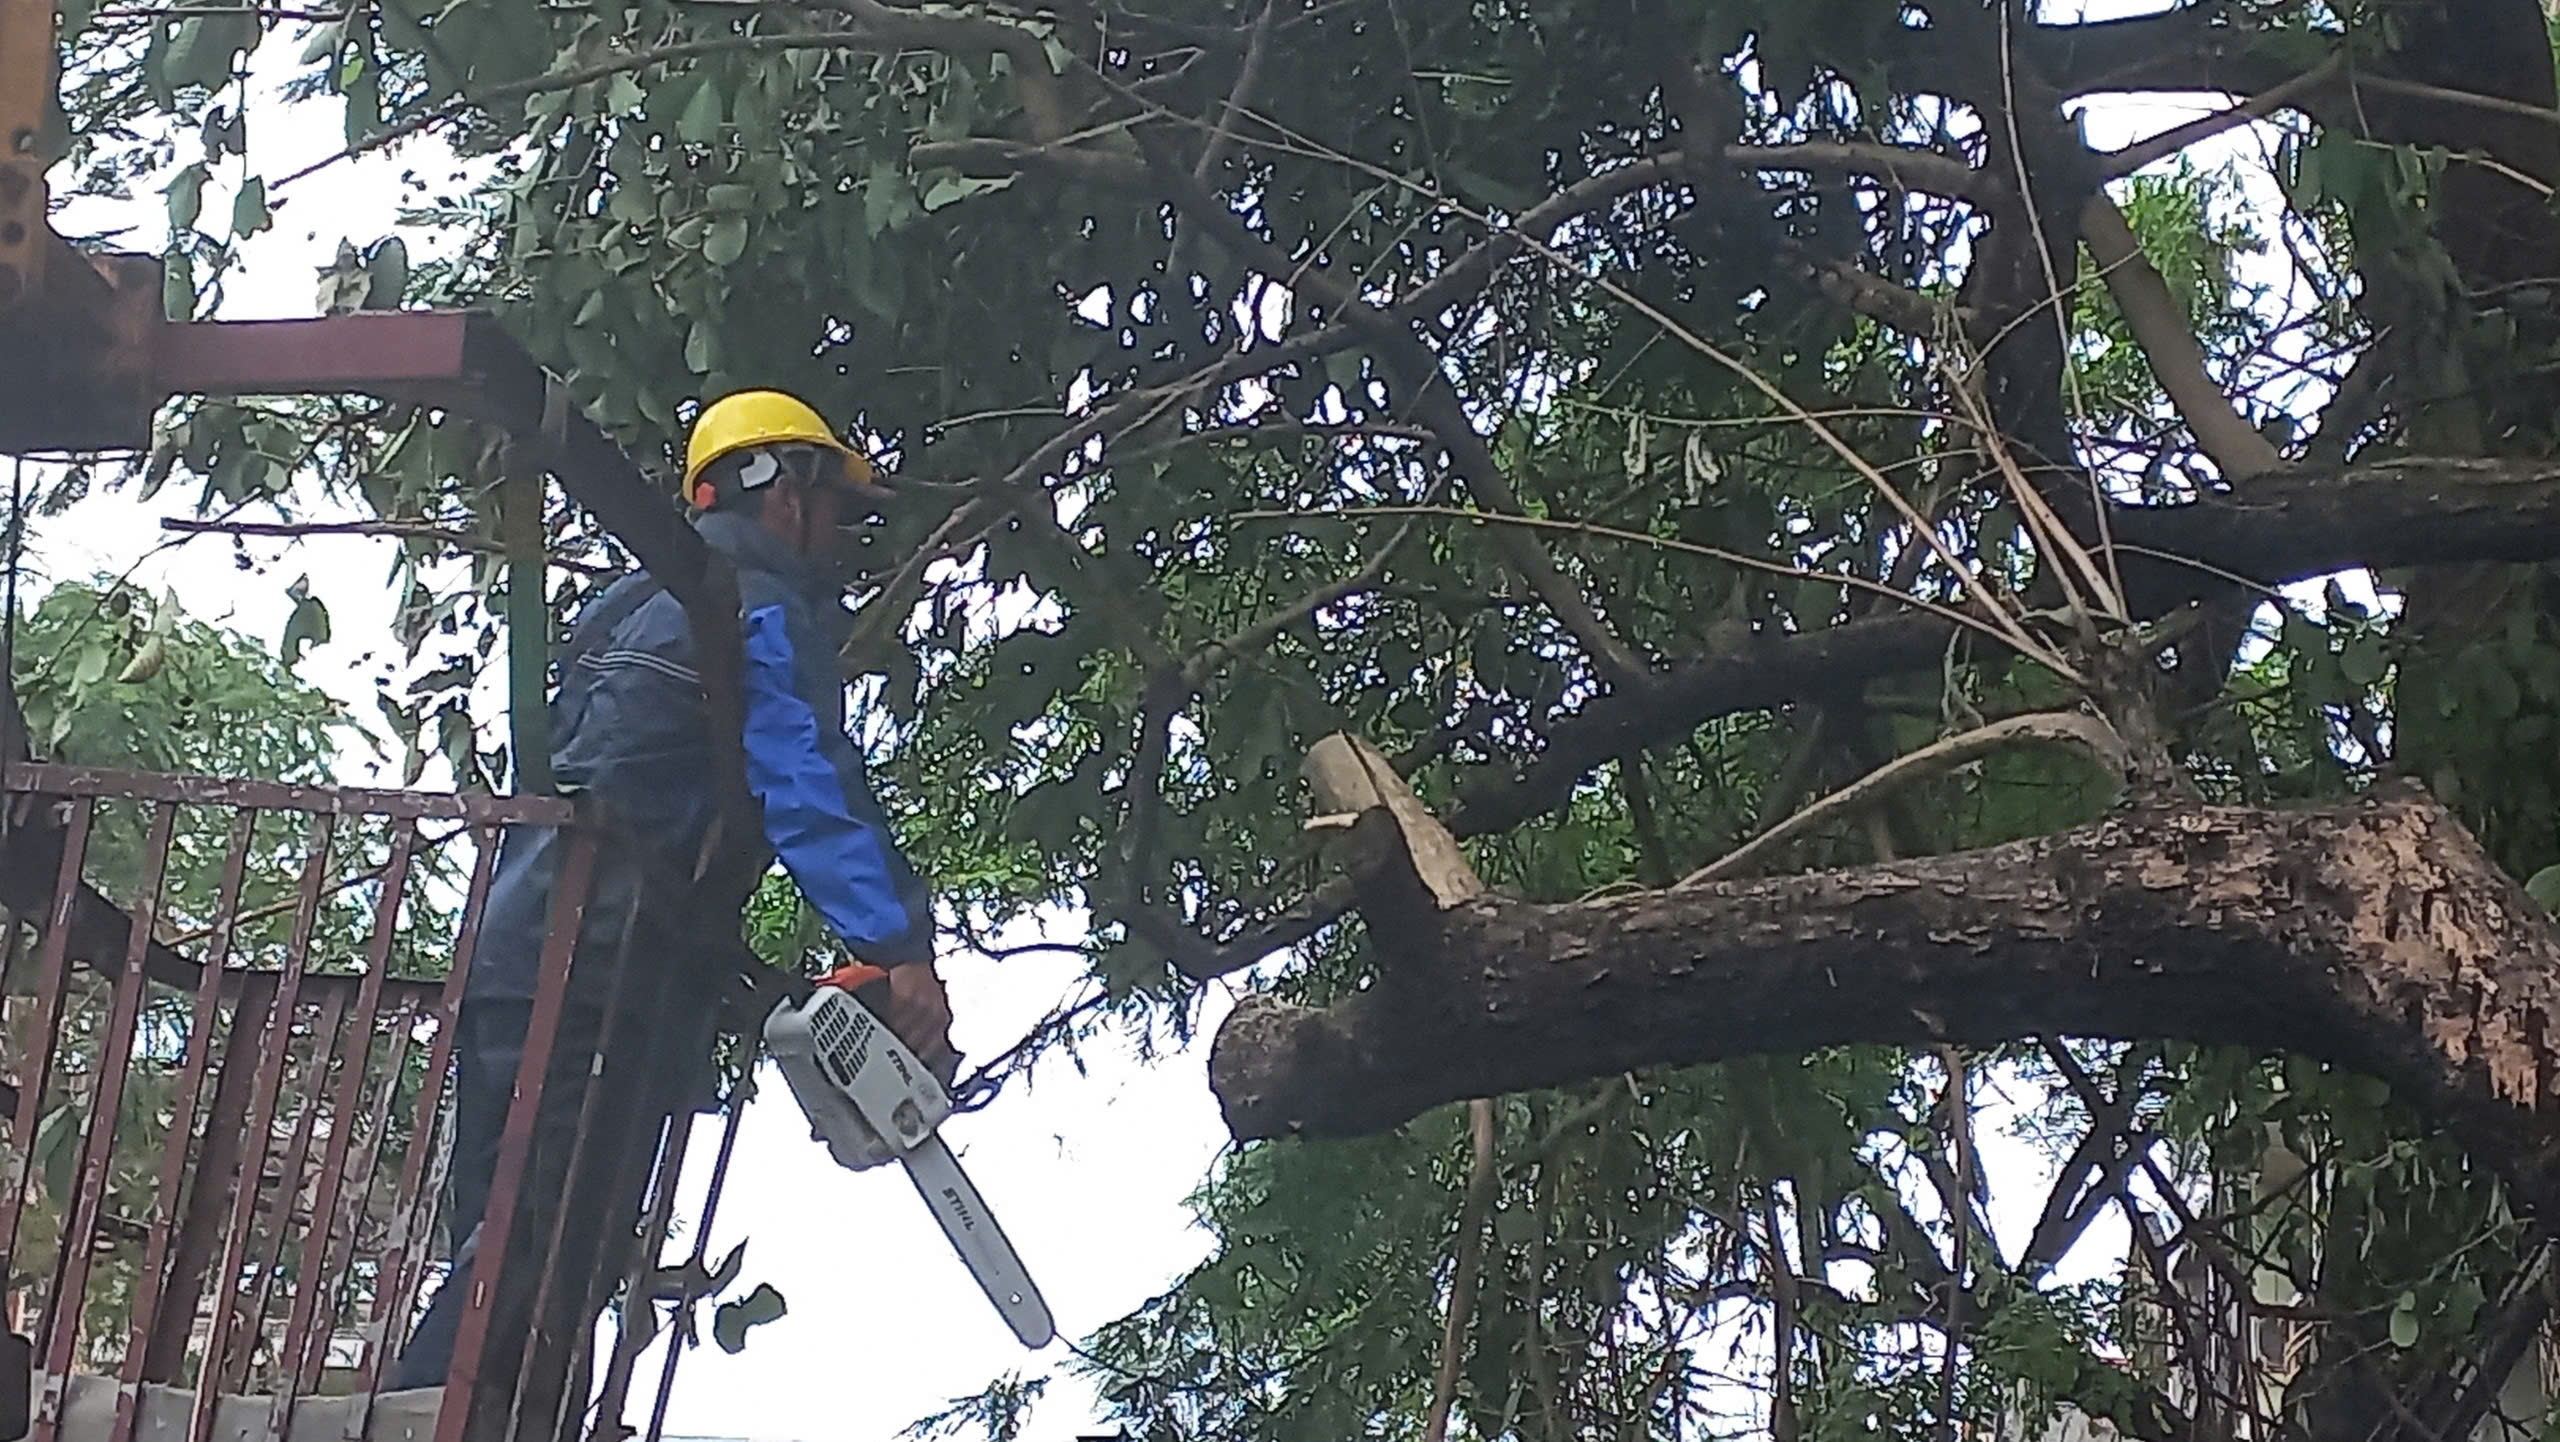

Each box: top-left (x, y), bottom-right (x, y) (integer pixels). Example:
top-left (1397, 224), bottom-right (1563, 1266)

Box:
top-left (3, 763), bottom-right (577, 827)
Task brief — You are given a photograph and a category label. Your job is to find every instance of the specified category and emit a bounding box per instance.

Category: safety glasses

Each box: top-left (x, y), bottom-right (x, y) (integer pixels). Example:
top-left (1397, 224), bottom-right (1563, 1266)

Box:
top-left (733, 442), bottom-right (894, 503)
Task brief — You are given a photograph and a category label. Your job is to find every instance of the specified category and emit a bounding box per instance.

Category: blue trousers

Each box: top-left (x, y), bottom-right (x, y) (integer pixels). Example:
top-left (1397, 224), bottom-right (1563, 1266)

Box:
top-left (388, 987), bottom-right (711, 1402)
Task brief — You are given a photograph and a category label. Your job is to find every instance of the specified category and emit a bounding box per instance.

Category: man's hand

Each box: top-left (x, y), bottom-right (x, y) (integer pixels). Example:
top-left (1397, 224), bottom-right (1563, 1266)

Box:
top-left (878, 961), bottom-right (959, 1086)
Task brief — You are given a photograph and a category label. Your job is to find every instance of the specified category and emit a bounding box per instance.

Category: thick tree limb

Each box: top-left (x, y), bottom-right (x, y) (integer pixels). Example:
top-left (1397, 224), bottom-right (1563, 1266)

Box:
top-left (1212, 787), bottom-right (2560, 1221)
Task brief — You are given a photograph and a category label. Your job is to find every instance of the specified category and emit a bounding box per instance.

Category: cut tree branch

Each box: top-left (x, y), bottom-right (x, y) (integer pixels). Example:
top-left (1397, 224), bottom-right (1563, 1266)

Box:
top-left (1211, 784), bottom-right (2560, 1225)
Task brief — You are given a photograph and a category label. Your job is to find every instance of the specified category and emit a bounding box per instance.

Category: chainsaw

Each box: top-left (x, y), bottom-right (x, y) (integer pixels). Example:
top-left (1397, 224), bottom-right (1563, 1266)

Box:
top-left (762, 962), bottom-right (1056, 1349)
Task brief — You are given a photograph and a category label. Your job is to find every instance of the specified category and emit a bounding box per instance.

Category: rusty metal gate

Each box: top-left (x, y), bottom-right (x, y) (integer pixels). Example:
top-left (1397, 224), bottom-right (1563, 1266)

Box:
top-left (0, 760), bottom-right (740, 1442)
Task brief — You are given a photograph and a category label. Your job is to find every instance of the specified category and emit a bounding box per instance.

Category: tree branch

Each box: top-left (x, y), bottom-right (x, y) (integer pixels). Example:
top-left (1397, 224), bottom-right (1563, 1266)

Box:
top-left (2099, 55), bottom-right (2344, 179)
top-left (1422, 1097), bottom-right (1497, 1442)
top-left (160, 515), bottom-right (617, 571)
top-left (1194, 0), bottom-right (1278, 182)
top-left (800, 0), bottom-right (1076, 140)
top-left (1210, 785), bottom-right (2560, 1228)
top-left (1681, 710), bottom-right (2129, 884)
top-left (1448, 456), bottom-right (2560, 839)
top-left (2080, 195), bottom-right (2284, 480)
top-left (1117, 121), bottom-right (1655, 687)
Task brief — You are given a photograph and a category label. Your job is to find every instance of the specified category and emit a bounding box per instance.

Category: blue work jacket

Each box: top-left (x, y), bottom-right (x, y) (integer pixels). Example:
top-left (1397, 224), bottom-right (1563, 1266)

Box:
top-left (464, 509), bottom-right (934, 1006)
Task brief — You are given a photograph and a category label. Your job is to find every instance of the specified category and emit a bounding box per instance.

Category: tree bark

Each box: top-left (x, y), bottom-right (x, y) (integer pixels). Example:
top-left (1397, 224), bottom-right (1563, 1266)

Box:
top-left (1211, 788), bottom-right (2560, 1215)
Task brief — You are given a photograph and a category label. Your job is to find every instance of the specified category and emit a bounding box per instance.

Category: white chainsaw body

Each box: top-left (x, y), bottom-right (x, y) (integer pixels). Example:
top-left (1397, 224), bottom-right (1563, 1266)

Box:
top-left (763, 985), bottom-right (1056, 1349)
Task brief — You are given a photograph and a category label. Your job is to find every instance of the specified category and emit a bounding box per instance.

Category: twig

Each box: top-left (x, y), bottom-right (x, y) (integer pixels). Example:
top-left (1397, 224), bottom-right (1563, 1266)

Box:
top-left (2346, 73), bottom-right (2560, 130)
top-left (158, 515), bottom-right (613, 572)
top-left (270, 33), bottom-right (868, 190)
top-left (1422, 1097), bottom-right (1497, 1442)
top-left (1230, 503), bottom-right (2024, 666)
top-left (1937, 1047), bottom-right (1974, 1442)
top-left (1179, 513), bottom-right (1425, 685)
top-left (1762, 1190), bottom-right (1803, 1442)
top-left (1678, 711), bottom-right (2131, 886)
top-left (162, 821), bottom-right (468, 948)
top-left (1194, 0), bottom-right (1278, 182)
top-left (1110, 116), bottom-right (1655, 687)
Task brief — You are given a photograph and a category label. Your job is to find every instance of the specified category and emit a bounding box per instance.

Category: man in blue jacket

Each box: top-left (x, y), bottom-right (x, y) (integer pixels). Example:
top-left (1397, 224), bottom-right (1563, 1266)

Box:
top-left (391, 389), bottom-right (950, 1400)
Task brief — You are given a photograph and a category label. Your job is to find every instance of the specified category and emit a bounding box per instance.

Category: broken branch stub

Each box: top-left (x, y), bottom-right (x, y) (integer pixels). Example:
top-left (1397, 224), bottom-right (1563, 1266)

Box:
top-left (1302, 733), bottom-right (1485, 910)
top-left (1211, 785), bottom-right (2560, 1218)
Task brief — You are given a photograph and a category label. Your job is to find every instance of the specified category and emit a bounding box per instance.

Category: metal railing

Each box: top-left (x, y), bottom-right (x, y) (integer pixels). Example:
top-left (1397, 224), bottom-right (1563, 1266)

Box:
top-left (0, 760), bottom-right (738, 1442)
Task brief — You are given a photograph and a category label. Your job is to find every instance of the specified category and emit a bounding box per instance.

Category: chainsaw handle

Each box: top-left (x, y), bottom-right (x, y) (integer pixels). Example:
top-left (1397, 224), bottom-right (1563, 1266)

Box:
top-left (816, 961), bottom-right (891, 994)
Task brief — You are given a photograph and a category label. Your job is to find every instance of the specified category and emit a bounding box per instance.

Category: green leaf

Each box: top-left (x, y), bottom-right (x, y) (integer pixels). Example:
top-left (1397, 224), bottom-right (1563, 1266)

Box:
top-left (165, 162), bottom-right (206, 234)
top-left (678, 78), bottom-right (725, 144)
top-left (606, 71), bottom-right (646, 116)
top-left (683, 320), bottom-right (715, 373)
top-left (2339, 632), bottom-right (2388, 688)
top-left (920, 174), bottom-right (1015, 212)
top-left (712, 1283), bottom-right (788, 1354)
top-left (365, 236), bottom-right (410, 308)
top-left (1443, 162), bottom-right (1540, 215)
top-left (2525, 864), bottom-right (2560, 911)
top-left (298, 18), bottom-right (345, 63)
top-left (282, 577), bottom-right (331, 666)
top-left (161, 251), bottom-right (195, 321)
top-left (707, 1239), bottom-right (749, 1294)
top-left (2388, 1294), bottom-right (2420, 1349)
top-left (231, 176), bottom-right (271, 239)
top-left (704, 214), bottom-right (749, 267)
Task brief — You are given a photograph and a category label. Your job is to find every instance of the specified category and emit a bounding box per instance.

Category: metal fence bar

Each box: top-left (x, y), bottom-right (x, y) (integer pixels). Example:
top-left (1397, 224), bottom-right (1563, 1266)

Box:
top-left (643, 1084), bottom-right (752, 1442)
top-left (29, 802), bottom-right (178, 1435)
top-left (356, 825), bottom-right (500, 1406)
top-left (507, 892), bottom-right (645, 1442)
top-left (143, 972), bottom-right (270, 1383)
top-left (0, 799), bottom-right (92, 1288)
top-left (185, 814), bottom-right (333, 1442)
top-left (265, 819), bottom-right (417, 1441)
top-left (550, 954), bottom-right (698, 1442)
top-left (585, 1106), bottom-right (695, 1441)
top-left (2, 763), bottom-right (575, 827)
top-left (432, 829), bottom-right (598, 1442)
top-left (225, 986), bottom-right (345, 1395)
top-left (105, 808), bottom-right (256, 1442)
top-left (295, 995), bottom-right (416, 1396)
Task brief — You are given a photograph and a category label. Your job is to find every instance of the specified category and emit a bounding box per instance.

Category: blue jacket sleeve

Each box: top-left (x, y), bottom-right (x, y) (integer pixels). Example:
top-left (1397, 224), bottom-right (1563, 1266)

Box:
top-left (739, 603), bottom-right (936, 965)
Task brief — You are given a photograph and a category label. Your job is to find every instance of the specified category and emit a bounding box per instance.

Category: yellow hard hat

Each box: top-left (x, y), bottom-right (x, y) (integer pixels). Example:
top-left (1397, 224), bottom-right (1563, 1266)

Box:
top-left (681, 389), bottom-right (877, 509)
